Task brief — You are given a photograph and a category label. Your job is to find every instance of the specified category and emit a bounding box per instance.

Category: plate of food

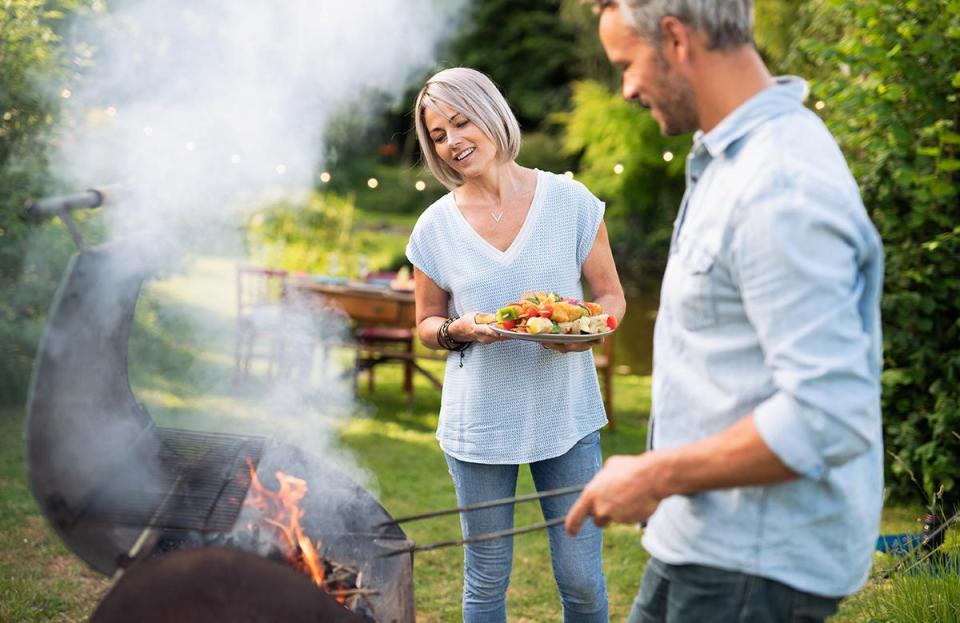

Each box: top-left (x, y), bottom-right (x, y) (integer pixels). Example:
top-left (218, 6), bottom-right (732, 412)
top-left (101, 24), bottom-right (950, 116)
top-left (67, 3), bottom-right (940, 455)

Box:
top-left (476, 291), bottom-right (618, 344)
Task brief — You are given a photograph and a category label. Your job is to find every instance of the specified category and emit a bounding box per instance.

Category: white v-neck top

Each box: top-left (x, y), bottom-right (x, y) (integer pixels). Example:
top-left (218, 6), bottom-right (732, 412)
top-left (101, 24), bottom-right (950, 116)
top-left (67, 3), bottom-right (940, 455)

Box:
top-left (406, 169), bottom-right (608, 464)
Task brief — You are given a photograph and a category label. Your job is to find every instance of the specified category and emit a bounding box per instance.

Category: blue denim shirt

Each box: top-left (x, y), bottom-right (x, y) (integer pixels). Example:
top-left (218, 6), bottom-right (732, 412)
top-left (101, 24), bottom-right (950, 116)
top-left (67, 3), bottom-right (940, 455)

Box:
top-left (643, 77), bottom-right (884, 597)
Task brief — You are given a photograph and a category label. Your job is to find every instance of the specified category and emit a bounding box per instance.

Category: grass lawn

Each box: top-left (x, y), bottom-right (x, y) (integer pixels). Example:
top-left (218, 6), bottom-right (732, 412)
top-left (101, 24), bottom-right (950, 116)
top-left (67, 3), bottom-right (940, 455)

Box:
top-left (2, 254), bottom-right (957, 622)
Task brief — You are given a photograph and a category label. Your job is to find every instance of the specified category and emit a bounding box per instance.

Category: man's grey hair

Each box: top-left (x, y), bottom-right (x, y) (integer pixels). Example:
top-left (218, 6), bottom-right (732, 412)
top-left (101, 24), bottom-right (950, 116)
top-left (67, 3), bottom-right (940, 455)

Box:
top-left (594, 0), bottom-right (754, 50)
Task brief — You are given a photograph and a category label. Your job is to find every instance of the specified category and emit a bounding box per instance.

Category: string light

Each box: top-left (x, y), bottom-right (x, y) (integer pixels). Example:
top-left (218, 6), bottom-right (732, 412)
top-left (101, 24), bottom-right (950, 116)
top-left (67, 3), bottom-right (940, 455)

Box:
top-left (319, 171), bottom-right (331, 183)
top-left (142, 126), bottom-right (153, 136)
top-left (231, 154), bottom-right (241, 164)
top-left (415, 180), bottom-right (426, 191)
top-left (815, 100), bottom-right (826, 111)
top-left (275, 164), bottom-right (287, 175)
top-left (105, 106), bottom-right (117, 117)
top-left (564, 171), bottom-right (574, 179)
top-left (662, 151), bottom-right (674, 162)
top-left (61, 89), bottom-right (72, 99)
top-left (185, 141), bottom-right (196, 151)
top-left (613, 163), bottom-right (624, 175)
top-left (367, 178), bottom-right (379, 189)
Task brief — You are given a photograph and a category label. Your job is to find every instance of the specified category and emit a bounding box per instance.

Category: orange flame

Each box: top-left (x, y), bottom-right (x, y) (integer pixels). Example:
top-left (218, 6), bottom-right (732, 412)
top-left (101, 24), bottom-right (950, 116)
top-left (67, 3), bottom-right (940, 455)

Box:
top-left (245, 459), bottom-right (326, 588)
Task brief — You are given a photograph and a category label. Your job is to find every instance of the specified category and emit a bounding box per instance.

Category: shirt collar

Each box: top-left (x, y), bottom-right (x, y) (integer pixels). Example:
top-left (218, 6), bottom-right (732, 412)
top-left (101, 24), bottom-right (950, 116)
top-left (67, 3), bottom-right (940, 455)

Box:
top-left (693, 76), bottom-right (809, 159)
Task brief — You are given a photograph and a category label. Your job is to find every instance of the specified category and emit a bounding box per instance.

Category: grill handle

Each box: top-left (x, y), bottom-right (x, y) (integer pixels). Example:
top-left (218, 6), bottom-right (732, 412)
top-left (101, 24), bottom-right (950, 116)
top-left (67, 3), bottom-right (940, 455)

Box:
top-left (25, 184), bottom-right (122, 250)
top-left (25, 184), bottom-right (122, 218)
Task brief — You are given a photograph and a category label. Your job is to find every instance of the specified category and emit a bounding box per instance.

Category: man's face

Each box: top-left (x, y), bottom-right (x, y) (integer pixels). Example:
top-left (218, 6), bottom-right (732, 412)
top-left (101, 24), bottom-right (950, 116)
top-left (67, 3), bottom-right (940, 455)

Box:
top-left (598, 7), bottom-right (699, 136)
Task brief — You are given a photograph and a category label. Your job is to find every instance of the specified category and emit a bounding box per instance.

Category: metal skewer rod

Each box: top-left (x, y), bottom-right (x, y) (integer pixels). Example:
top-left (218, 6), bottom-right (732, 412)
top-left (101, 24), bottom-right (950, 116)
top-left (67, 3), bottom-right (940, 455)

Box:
top-left (379, 516), bottom-right (567, 558)
top-left (374, 484), bottom-right (584, 528)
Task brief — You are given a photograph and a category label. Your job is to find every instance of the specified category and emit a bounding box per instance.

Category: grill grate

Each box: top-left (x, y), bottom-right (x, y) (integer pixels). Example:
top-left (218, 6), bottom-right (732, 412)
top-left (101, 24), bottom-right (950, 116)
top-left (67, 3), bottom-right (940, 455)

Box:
top-left (83, 427), bottom-right (265, 532)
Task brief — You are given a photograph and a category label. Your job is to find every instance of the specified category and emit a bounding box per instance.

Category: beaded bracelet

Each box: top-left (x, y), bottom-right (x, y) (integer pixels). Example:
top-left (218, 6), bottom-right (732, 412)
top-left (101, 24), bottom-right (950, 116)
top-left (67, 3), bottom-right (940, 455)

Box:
top-left (437, 316), bottom-right (472, 367)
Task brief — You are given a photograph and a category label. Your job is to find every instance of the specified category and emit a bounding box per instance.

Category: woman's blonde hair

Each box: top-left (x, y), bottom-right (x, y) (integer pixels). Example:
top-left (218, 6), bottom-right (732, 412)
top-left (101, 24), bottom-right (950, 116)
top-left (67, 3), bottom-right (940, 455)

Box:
top-left (414, 67), bottom-right (521, 190)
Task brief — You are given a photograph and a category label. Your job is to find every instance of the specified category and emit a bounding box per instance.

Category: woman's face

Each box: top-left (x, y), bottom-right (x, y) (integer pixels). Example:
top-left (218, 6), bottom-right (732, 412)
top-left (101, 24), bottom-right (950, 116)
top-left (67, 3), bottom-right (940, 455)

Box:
top-left (422, 101), bottom-right (498, 179)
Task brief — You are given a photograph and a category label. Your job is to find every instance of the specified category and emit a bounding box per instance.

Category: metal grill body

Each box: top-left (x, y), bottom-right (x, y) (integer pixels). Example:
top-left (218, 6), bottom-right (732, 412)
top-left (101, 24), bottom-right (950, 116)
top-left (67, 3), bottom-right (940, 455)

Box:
top-left (26, 236), bottom-right (415, 621)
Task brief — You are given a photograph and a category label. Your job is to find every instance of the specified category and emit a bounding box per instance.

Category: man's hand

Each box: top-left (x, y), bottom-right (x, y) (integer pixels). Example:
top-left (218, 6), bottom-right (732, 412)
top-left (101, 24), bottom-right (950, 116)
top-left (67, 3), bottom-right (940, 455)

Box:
top-left (565, 416), bottom-right (799, 537)
top-left (565, 452), bottom-right (669, 536)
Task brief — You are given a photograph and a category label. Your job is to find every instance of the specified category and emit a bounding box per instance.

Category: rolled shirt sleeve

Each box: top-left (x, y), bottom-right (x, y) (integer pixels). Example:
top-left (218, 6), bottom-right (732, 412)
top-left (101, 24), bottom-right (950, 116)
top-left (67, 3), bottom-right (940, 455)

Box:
top-left (731, 176), bottom-right (882, 480)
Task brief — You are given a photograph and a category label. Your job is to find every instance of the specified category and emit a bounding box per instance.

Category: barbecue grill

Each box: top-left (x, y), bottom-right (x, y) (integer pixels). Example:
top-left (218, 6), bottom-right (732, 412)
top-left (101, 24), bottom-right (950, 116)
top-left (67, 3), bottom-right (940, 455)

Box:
top-left (25, 191), bottom-right (415, 622)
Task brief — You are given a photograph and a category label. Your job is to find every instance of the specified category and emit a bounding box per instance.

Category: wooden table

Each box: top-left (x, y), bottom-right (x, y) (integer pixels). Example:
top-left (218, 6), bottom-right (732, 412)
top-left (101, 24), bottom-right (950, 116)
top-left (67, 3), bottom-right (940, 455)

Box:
top-left (287, 277), bottom-right (443, 393)
top-left (289, 278), bottom-right (417, 327)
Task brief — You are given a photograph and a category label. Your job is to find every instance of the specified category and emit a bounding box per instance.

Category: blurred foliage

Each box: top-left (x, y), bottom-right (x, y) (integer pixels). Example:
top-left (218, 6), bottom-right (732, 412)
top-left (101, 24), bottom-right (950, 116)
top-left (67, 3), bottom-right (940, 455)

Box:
top-left (516, 131), bottom-right (578, 175)
top-left (557, 81), bottom-right (689, 284)
top-left (246, 191), bottom-right (412, 278)
top-left (247, 192), bottom-right (357, 275)
top-left (448, 0), bottom-right (578, 129)
top-left (0, 0), bottom-right (96, 406)
top-left (792, 0), bottom-right (960, 511)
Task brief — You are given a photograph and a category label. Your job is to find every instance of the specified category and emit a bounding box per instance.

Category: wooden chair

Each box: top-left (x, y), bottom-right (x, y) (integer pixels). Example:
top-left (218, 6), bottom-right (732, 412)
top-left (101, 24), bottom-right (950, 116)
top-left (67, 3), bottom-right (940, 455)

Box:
top-left (594, 335), bottom-right (616, 431)
top-left (352, 272), bottom-right (416, 400)
top-left (234, 265), bottom-right (316, 383)
top-left (354, 326), bottom-right (415, 399)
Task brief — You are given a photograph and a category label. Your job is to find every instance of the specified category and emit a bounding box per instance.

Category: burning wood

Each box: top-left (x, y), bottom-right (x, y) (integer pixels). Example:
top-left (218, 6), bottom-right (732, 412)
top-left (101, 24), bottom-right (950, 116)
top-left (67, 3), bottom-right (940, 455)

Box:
top-left (244, 459), bottom-right (368, 609)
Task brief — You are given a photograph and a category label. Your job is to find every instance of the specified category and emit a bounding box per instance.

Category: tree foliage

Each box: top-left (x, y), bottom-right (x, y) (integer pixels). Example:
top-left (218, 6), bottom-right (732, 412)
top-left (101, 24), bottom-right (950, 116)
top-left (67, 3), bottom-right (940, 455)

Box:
top-left (558, 81), bottom-right (687, 283)
top-left (448, 0), bottom-right (578, 129)
top-left (796, 0), bottom-right (960, 510)
top-left (0, 0), bottom-right (89, 405)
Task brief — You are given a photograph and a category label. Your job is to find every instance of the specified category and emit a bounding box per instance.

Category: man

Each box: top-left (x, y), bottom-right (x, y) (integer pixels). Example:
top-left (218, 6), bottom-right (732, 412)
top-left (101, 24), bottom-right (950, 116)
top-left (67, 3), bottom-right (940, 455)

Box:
top-left (565, 2), bottom-right (884, 621)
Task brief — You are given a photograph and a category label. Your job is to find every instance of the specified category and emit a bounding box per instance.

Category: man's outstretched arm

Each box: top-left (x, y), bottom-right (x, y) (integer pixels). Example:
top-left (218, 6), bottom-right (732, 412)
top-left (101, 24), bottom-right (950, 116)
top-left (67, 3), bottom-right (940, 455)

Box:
top-left (565, 414), bottom-right (796, 536)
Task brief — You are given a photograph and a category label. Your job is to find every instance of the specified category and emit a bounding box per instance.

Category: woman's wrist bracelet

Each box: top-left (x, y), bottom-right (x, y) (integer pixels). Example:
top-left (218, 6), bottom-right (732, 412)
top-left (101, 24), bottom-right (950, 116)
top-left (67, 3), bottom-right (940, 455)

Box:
top-left (437, 316), bottom-right (470, 351)
top-left (437, 316), bottom-right (472, 367)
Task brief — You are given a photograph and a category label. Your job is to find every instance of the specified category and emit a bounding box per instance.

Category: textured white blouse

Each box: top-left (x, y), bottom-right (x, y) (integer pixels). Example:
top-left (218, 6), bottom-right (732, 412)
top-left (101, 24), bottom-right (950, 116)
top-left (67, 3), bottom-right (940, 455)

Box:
top-left (406, 169), bottom-right (608, 464)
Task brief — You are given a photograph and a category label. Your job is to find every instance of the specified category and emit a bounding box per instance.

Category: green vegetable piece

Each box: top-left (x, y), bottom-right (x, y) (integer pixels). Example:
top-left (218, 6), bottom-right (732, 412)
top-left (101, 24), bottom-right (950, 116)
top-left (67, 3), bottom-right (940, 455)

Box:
top-left (551, 321), bottom-right (561, 334)
top-left (496, 306), bottom-right (519, 321)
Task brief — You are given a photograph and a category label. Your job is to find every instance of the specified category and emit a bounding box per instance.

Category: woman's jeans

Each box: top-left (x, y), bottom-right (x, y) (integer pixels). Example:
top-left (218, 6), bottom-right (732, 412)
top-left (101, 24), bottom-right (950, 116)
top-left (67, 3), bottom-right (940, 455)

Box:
top-left (444, 430), bottom-right (608, 623)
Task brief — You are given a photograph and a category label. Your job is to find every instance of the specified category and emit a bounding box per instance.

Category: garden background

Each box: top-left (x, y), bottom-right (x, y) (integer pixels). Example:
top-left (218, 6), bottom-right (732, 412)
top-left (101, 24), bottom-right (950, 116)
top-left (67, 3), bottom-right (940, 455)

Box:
top-left (1, 0), bottom-right (958, 620)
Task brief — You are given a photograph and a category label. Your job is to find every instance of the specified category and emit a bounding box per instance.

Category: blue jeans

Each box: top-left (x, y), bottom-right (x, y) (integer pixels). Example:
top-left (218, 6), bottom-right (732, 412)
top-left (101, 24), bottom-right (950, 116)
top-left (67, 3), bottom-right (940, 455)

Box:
top-left (627, 558), bottom-right (840, 623)
top-left (444, 430), bottom-right (607, 623)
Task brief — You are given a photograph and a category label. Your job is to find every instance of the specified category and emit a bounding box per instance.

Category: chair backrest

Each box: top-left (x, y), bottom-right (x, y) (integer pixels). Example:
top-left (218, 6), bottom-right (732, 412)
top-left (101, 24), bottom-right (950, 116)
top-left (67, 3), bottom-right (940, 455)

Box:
top-left (236, 265), bottom-right (288, 318)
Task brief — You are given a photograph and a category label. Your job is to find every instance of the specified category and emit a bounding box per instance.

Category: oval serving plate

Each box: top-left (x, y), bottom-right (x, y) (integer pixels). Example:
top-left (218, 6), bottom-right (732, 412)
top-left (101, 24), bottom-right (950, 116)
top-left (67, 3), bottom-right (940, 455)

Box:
top-left (489, 325), bottom-right (615, 343)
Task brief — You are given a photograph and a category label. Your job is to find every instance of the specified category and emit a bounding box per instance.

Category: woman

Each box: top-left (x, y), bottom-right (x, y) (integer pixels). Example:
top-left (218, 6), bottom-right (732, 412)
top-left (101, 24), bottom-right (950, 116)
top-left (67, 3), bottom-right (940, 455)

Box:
top-left (406, 67), bottom-right (625, 622)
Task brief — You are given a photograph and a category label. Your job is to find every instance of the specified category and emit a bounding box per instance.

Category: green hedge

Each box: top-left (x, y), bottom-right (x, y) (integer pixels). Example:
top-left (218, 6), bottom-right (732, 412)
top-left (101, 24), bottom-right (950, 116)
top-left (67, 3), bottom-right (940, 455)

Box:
top-left (0, 1), bottom-right (86, 406)
top-left (798, 0), bottom-right (960, 511)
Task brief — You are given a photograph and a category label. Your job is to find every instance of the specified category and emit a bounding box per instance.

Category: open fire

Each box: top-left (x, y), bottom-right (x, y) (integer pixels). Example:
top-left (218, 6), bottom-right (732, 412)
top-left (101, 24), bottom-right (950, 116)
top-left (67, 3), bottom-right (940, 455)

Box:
top-left (244, 460), bottom-right (369, 609)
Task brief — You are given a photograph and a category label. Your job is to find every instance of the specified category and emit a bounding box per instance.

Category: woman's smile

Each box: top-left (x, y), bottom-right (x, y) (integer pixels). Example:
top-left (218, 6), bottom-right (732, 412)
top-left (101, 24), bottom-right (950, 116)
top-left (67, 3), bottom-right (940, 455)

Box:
top-left (453, 146), bottom-right (476, 164)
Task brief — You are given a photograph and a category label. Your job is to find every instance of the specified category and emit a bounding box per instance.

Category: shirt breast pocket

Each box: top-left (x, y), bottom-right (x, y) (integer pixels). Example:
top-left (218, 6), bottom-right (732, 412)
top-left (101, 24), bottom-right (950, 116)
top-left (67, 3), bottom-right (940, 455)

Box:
top-left (674, 240), bottom-right (719, 331)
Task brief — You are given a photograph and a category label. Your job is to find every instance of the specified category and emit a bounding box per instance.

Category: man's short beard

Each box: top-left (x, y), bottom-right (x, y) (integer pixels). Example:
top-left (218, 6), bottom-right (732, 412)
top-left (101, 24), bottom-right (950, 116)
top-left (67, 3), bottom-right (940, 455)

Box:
top-left (651, 53), bottom-right (699, 136)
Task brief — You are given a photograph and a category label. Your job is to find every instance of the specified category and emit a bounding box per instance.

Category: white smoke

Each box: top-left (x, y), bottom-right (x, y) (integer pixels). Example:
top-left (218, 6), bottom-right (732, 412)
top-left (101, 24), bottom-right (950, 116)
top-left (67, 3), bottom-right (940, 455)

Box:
top-left (43, 0), bottom-right (469, 495)
top-left (55, 0), bottom-right (466, 236)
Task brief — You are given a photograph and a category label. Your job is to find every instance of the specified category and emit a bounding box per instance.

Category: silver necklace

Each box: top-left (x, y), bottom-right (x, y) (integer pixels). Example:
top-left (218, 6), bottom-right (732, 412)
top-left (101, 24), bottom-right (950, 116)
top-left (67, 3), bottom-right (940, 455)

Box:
top-left (490, 209), bottom-right (503, 223)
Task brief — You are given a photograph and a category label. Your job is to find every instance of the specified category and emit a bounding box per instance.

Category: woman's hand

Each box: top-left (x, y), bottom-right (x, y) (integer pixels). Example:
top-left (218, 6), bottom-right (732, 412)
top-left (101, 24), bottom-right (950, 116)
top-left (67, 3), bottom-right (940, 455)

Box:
top-left (541, 337), bottom-right (603, 353)
top-left (449, 312), bottom-right (503, 345)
